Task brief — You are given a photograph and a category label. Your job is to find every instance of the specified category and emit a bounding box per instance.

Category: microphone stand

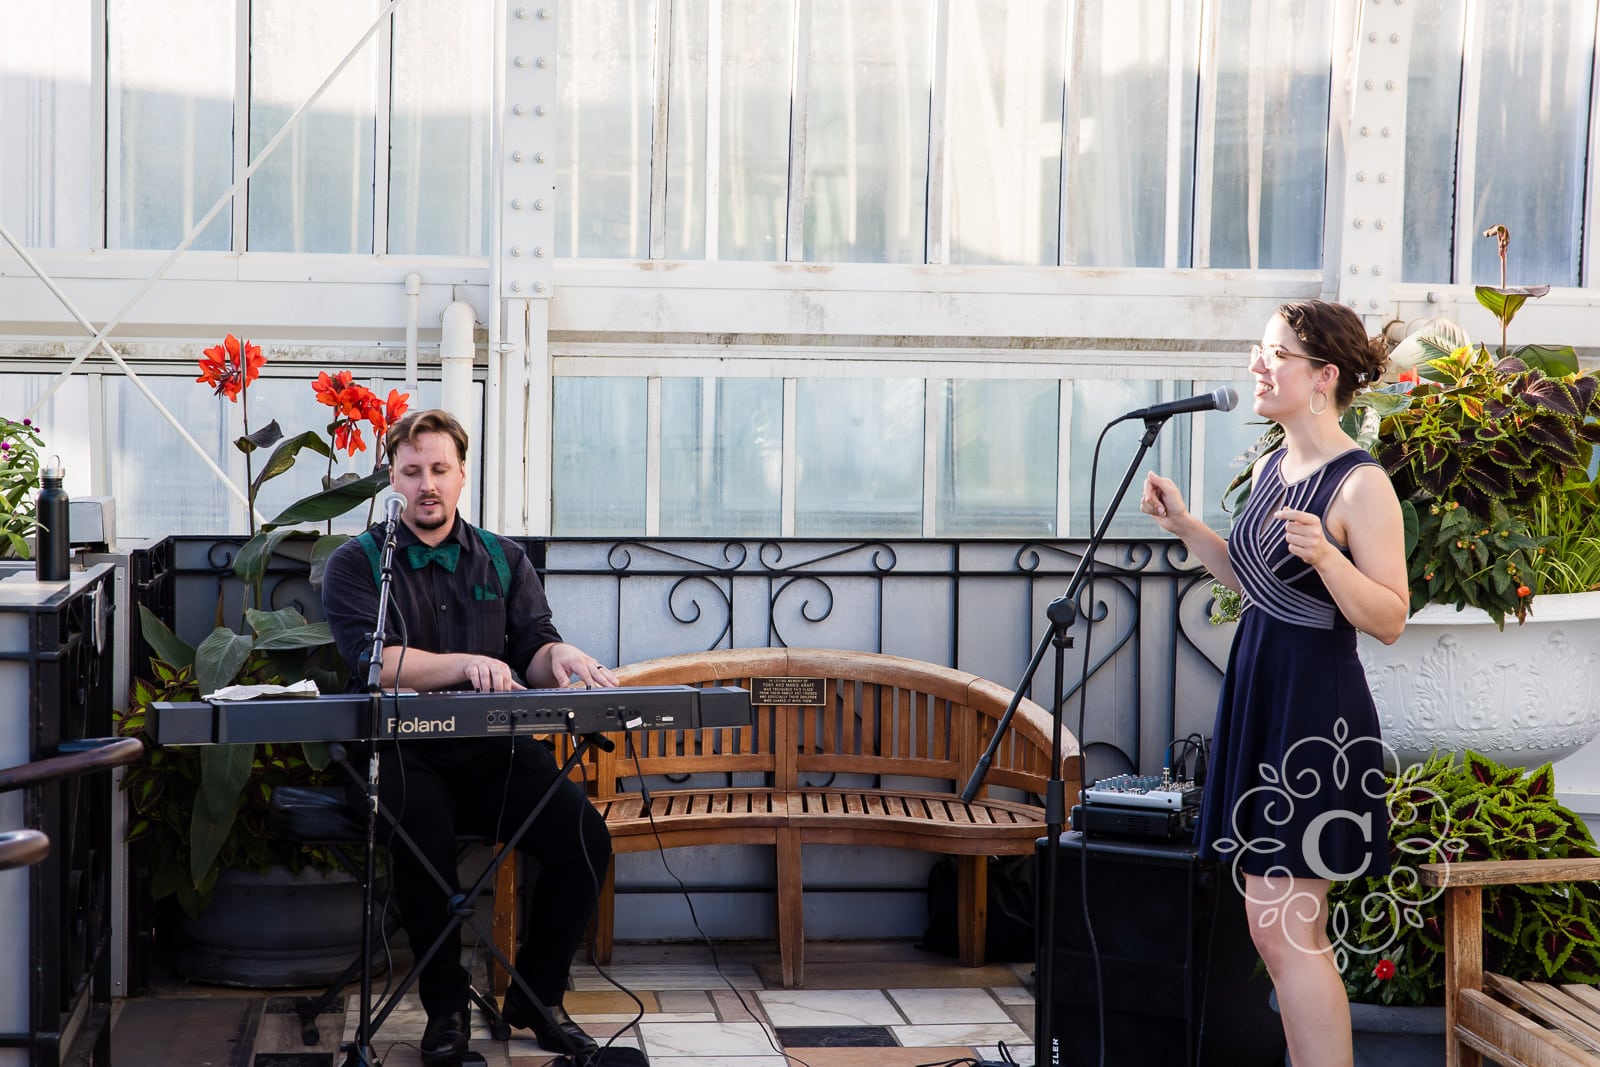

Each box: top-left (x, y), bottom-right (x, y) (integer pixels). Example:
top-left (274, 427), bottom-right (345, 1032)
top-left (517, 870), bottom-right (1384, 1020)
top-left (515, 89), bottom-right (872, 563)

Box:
top-left (347, 510), bottom-right (402, 1067)
top-left (958, 413), bottom-right (1170, 1067)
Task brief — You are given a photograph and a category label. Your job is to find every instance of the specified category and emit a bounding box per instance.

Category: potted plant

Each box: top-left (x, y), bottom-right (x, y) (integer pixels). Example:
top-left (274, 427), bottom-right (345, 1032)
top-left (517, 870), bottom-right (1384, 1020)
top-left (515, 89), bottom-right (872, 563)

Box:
top-left (1220, 225), bottom-right (1600, 766)
top-left (1322, 749), bottom-right (1600, 1063)
top-left (114, 336), bottom-right (410, 985)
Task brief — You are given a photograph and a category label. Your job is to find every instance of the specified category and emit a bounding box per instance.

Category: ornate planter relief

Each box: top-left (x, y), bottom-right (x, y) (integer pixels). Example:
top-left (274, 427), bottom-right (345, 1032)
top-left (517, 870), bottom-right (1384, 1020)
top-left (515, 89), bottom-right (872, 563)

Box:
top-left (1358, 590), bottom-right (1600, 769)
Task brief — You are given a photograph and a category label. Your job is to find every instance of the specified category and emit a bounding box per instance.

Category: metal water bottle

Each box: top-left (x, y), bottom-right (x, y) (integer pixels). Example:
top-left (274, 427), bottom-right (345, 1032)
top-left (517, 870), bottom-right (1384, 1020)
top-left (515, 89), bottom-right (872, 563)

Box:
top-left (35, 459), bottom-right (69, 581)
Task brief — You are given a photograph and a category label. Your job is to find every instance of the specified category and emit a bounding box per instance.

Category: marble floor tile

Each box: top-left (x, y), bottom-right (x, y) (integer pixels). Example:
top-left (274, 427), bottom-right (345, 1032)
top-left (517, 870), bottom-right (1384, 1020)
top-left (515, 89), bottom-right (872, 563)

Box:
top-left (886, 987), bottom-right (1012, 1024)
top-left (753, 989), bottom-right (903, 1027)
top-left (890, 1021), bottom-right (1030, 1047)
top-left (572, 963), bottom-right (763, 990)
top-left (760, 960), bottom-right (1021, 990)
top-left (994, 985), bottom-right (1035, 1005)
top-left (564, 988), bottom-right (658, 1015)
top-left (979, 1039), bottom-right (1036, 1066)
top-left (784, 1049), bottom-right (981, 1067)
top-left (647, 1058), bottom-right (791, 1067)
top-left (655, 989), bottom-right (714, 1014)
top-left (636, 1020), bottom-right (786, 1057)
top-left (711, 988), bottom-right (768, 1024)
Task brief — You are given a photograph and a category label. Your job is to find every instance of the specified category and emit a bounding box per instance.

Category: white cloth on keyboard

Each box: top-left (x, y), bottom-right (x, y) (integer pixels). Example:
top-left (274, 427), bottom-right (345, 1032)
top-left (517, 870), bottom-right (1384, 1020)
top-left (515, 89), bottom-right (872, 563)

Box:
top-left (203, 679), bottom-right (321, 702)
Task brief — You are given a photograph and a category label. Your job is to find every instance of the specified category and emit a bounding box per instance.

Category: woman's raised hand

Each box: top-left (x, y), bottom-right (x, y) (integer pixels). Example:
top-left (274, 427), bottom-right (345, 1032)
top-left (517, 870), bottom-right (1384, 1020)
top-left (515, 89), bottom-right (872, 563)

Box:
top-left (1140, 472), bottom-right (1191, 534)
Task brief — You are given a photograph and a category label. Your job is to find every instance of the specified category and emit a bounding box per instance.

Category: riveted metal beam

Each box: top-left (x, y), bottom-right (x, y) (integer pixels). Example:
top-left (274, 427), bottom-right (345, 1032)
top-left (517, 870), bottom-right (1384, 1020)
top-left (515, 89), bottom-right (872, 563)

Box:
top-left (501, 3), bottom-right (558, 299)
top-left (1334, 0), bottom-right (1416, 327)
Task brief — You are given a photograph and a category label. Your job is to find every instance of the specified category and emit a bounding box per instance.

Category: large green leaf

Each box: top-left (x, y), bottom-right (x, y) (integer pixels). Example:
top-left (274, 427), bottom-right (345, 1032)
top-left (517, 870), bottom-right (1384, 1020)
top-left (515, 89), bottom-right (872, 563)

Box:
top-left (138, 604), bottom-right (196, 670)
top-left (251, 430), bottom-right (333, 498)
top-left (262, 467), bottom-right (390, 530)
top-left (245, 606), bottom-right (310, 637)
top-left (234, 419), bottom-right (285, 456)
top-left (252, 622), bottom-right (335, 651)
top-left (195, 626), bottom-right (254, 695)
top-left (191, 744), bottom-right (253, 887)
top-left (309, 534), bottom-right (349, 590)
top-left (1513, 344), bottom-right (1581, 378)
top-left (232, 528), bottom-right (296, 588)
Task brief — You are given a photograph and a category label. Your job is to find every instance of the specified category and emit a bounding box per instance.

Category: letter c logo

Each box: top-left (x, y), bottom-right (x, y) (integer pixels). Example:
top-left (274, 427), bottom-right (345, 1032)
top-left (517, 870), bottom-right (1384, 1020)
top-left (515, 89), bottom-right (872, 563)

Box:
top-left (1302, 809), bottom-right (1372, 880)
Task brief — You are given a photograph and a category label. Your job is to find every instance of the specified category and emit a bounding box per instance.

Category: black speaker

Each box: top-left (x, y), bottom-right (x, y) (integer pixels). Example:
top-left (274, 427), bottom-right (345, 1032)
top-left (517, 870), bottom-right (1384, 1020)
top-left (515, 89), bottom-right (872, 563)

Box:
top-left (1034, 832), bottom-right (1285, 1067)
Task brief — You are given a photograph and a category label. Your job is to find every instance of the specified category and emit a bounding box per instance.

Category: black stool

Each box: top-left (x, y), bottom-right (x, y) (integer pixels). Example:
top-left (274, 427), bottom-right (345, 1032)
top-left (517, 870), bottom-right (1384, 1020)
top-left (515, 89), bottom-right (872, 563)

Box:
top-left (267, 784), bottom-right (513, 1046)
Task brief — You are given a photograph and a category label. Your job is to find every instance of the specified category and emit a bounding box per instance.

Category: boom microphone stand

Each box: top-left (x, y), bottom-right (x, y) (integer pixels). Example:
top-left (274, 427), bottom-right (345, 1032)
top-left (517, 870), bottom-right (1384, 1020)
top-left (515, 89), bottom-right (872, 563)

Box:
top-left (960, 387), bottom-right (1233, 1067)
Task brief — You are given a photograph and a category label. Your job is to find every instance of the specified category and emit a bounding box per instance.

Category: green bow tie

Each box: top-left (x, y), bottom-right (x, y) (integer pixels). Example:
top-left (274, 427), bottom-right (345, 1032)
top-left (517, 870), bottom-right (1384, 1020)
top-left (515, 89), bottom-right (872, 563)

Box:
top-left (405, 542), bottom-right (461, 573)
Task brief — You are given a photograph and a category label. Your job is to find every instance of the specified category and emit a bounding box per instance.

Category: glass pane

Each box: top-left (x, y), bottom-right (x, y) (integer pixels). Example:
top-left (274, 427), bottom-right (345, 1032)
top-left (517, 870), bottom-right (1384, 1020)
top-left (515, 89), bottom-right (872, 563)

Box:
top-left (936, 379), bottom-right (1058, 537)
top-left (1067, 379), bottom-right (1186, 537)
top-left (1065, 0), bottom-right (1198, 267)
top-left (660, 377), bottom-right (782, 535)
top-left (1400, 1), bottom-right (1465, 283)
top-left (795, 378), bottom-right (922, 535)
top-left (1207, 0), bottom-right (1332, 269)
top-left (720, 0), bottom-right (794, 260)
top-left (665, 0), bottom-right (708, 259)
top-left (0, 2), bottom-right (96, 248)
top-left (552, 378), bottom-right (647, 535)
top-left (801, 0), bottom-right (933, 263)
top-left (247, 0), bottom-right (378, 253)
top-left (945, 0), bottom-right (1065, 266)
top-left (666, 0), bottom-right (794, 261)
top-left (107, 0), bottom-right (234, 251)
top-left (558, 0), bottom-right (654, 258)
top-left (1468, 0), bottom-right (1593, 287)
top-left (107, 375), bottom-right (236, 537)
top-left (389, 0), bottom-right (492, 256)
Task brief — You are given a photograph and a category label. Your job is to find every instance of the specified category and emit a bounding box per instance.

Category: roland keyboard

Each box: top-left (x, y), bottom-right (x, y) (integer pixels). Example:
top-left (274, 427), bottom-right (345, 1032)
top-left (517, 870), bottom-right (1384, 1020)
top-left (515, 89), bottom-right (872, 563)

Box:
top-left (150, 685), bottom-right (751, 747)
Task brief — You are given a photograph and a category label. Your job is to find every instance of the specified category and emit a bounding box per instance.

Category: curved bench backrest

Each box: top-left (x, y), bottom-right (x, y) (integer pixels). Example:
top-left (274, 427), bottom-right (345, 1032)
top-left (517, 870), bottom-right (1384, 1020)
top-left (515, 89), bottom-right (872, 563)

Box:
top-left (614, 647), bottom-right (1078, 800)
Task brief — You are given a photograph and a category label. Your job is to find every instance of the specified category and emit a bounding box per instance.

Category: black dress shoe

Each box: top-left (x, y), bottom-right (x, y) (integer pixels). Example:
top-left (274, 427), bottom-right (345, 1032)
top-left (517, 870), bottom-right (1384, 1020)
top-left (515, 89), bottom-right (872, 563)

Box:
top-left (501, 995), bottom-right (598, 1055)
top-left (420, 1008), bottom-right (470, 1065)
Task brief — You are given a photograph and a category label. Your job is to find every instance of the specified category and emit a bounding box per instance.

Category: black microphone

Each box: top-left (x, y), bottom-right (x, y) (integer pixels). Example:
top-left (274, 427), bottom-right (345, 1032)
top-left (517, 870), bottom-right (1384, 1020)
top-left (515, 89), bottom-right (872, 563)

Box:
top-left (1120, 386), bottom-right (1239, 422)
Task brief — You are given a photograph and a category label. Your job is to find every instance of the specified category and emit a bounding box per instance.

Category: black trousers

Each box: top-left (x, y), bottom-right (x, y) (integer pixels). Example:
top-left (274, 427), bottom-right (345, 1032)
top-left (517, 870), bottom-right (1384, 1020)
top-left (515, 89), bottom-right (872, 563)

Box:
top-left (347, 736), bottom-right (611, 1016)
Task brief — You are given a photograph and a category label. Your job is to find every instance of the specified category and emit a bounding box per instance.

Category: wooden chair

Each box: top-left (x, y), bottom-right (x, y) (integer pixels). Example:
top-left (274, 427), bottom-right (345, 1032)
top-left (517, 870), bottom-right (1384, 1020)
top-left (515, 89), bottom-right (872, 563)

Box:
top-left (1419, 858), bottom-right (1600, 1067)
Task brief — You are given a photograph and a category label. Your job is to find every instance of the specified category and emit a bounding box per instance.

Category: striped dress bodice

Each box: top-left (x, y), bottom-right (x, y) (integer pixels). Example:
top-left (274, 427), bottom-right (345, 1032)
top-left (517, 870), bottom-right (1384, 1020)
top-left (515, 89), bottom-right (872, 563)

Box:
top-left (1227, 447), bottom-right (1378, 630)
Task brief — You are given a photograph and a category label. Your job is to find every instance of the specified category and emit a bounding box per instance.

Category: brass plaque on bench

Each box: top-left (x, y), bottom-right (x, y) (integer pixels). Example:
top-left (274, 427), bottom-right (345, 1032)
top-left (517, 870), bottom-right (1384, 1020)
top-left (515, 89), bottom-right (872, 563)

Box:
top-left (751, 676), bottom-right (826, 707)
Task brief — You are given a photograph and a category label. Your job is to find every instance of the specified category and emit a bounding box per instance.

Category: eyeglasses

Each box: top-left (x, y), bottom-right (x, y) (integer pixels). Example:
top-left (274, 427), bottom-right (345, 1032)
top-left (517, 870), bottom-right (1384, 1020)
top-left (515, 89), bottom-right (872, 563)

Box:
top-left (1250, 343), bottom-right (1326, 369)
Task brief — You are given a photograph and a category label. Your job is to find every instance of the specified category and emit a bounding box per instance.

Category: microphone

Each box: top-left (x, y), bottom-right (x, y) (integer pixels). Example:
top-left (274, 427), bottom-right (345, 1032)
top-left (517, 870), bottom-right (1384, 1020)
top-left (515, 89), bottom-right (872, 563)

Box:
top-left (1120, 386), bottom-right (1239, 423)
top-left (381, 490), bottom-right (407, 525)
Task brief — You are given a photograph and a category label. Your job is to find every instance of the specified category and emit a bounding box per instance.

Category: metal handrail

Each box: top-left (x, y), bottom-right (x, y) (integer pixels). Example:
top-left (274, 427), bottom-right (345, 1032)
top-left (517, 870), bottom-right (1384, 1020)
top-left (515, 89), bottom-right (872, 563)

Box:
top-left (0, 829), bottom-right (49, 872)
top-left (0, 736), bottom-right (143, 793)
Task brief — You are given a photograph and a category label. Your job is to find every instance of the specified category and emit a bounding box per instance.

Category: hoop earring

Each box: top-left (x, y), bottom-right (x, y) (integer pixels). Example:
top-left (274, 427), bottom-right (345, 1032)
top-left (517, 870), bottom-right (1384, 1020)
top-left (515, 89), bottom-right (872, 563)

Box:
top-left (1308, 390), bottom-right (1329, 416)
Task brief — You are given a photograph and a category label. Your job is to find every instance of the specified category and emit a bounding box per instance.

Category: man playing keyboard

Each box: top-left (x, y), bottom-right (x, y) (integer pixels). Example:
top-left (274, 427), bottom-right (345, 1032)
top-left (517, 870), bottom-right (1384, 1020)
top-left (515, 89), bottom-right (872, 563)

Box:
top-left (322, 408), bottom-right (611, 1065)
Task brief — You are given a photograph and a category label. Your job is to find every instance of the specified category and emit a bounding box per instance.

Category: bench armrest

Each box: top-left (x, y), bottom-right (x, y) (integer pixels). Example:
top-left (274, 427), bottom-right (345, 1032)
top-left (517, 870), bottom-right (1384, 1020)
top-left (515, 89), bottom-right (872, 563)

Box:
top-left (1418, 857), bottom-right (1600, 888)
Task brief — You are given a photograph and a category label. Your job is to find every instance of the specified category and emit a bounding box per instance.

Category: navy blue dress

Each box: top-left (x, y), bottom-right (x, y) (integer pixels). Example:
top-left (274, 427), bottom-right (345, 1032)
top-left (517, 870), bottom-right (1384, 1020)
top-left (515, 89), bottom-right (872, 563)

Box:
top-left (1195, 447), bottom-right (1391, 880)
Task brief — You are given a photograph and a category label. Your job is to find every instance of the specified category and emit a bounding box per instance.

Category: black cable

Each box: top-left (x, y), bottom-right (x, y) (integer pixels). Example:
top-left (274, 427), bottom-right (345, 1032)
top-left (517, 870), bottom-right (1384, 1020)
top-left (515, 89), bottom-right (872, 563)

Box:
top-left (624, 730), bottom-right (815, 1067)
top-left (568, 729), bottom-right (646, 1067)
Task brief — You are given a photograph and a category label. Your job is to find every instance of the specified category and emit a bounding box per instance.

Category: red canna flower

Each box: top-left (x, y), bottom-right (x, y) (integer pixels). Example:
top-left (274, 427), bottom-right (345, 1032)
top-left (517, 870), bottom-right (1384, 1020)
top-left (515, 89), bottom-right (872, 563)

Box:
top-left (370, 388), bottom-right (409, 439)
top-left (331, 420), bottom-right (367, 456)
top-left (197, 334), bottom-right (265, 401)
top-left (1397, 368), bottom-right (1420, 384)
top-left (1373, 959), bottom-right (1396, 980)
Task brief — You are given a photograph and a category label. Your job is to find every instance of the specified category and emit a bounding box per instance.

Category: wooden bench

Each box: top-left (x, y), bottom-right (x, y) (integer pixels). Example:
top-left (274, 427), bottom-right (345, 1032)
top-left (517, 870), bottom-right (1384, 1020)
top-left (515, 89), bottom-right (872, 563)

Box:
top-left (1420, 858), bottom-right (1600, 1066)
top-left (570, 646), bottom-right (1078, 987)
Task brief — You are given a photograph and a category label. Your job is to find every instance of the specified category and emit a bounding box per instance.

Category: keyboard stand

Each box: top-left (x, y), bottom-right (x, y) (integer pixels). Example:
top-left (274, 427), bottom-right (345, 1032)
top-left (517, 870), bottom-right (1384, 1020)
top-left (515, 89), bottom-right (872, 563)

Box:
top-left (336, 729), bottom-right (612, 1065)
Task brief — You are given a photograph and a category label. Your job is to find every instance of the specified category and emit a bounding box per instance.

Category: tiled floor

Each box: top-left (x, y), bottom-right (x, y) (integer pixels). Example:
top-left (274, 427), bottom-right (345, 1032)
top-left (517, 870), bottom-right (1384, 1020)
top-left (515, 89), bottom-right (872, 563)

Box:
top-left (113, 941), bottom-right (1037, 1067)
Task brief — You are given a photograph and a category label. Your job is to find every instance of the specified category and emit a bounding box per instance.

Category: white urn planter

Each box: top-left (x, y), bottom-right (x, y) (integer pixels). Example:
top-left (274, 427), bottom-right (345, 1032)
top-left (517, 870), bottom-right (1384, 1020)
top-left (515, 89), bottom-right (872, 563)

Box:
top-left (1358, 590), bottom-right (1600, 769)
